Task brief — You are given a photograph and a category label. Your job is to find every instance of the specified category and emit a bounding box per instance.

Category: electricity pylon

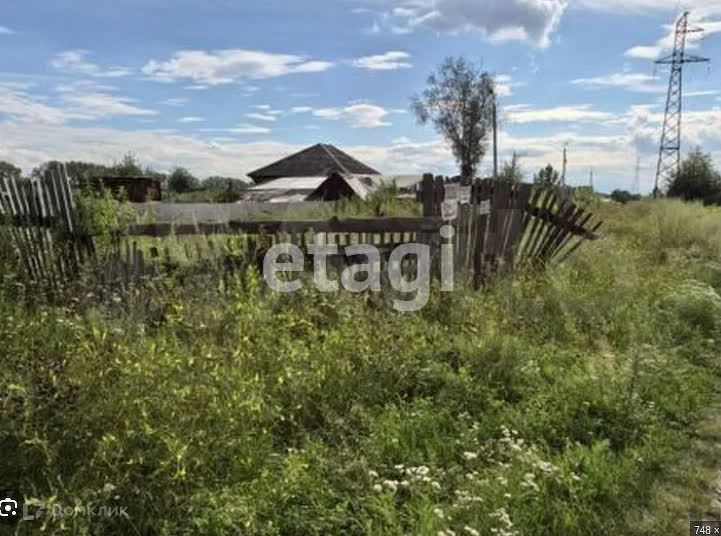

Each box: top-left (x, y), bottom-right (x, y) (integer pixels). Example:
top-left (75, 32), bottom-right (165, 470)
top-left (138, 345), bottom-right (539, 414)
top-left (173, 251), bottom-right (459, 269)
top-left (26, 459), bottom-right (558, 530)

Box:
top-left (653, 11), bottom-right (709, 197)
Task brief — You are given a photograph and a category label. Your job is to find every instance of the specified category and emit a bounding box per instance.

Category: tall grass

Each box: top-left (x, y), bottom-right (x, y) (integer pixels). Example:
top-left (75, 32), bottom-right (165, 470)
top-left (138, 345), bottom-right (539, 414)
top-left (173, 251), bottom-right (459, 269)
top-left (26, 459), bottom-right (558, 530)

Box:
top-left (1, 199), bottom-right (721, 535)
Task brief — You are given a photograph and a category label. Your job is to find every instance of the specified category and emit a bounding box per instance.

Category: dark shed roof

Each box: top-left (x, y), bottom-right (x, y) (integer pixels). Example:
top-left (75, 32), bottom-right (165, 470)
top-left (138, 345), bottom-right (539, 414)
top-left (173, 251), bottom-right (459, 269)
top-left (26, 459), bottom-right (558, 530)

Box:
top-left (247, 143), bottom-right (380, 184)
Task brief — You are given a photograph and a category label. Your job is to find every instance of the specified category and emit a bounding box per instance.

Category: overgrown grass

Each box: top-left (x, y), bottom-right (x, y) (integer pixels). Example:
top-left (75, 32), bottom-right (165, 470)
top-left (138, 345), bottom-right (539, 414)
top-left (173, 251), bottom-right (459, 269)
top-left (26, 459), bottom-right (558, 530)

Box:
top-left (1, 199), bottom-right (721, 535)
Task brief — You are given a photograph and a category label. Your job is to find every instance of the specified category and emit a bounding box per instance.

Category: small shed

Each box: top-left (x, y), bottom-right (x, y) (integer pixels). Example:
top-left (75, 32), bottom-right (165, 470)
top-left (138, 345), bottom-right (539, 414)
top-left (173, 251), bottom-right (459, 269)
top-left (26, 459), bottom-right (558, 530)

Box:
top-left (86, 176), bottom-right (162, 202)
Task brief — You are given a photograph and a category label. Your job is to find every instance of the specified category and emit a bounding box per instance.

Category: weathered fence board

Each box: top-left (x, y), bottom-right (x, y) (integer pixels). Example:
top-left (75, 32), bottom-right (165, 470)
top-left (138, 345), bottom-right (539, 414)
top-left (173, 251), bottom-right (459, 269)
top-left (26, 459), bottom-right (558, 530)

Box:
top-left (2, 165), bottom-right (602, 297)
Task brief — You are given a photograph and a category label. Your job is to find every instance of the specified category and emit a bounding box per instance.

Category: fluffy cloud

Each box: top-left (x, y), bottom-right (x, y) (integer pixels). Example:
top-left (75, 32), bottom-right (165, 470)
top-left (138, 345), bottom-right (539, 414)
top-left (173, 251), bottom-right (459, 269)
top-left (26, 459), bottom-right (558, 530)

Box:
top-left (505, 104), bottom-right (615, 123)
top-left (2, 102), bottom-right (720, 194)
top-left (58, 91), bottom-right (157, 119)
top-left (0, 88), bottom-right (82, 125)
top-left (0, 26), bottom-right (14, 35)
top-left (161, 98), bottom-right (189, 107)
top-left (297, 103), bottom-right (395, 128)
top-left (245, 106), bottom-right (283, 122)
top-left (177, 116), bottom-right (205, 123)
top-left (142, 49), bottom-right (334, 86)
top-left (355, 0), bottom-right (567, 48)
top-left (571, 72), bottom-right (664, 93)
top-left (51, 50), bottom-right (131, 78)
top-left (623, 10), bottom-right (721, 60)
top-left (494, 74), bottom-right (524, 97)
top-left (352, 51), bottom-right (413, 70)
top-left (228, 124), bottom-right (272, 135)
top-left (245, 113), bottom-right (278, 122)
top-left (0, 85), bottom-right (157, 124)
top-left (574, 0), bottom-right (721, 16)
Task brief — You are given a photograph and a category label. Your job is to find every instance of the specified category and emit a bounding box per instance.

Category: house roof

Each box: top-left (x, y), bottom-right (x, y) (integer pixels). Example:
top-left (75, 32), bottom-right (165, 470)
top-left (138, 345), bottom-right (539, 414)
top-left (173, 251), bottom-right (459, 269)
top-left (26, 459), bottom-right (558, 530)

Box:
top-left (242, 176), bottom-right (326, 202)
top-left (241, 172), bottom-right (423, 203)
top-left (248, 176), bottom-right (328, 191)
top-left (348, 174), bottom-right (424, 191)
top-left (247, 143), bottom-right (381, 183)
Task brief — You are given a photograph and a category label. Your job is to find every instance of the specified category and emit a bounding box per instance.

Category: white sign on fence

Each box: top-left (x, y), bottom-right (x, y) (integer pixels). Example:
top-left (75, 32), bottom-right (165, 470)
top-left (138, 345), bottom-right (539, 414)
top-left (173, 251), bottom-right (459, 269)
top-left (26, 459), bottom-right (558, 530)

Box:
top-left (479, 200), bottom-right (491, 216)
top-left (442, 200), bottom-right (458, 221)
top-left (458, 187), bottom-right (471, 205)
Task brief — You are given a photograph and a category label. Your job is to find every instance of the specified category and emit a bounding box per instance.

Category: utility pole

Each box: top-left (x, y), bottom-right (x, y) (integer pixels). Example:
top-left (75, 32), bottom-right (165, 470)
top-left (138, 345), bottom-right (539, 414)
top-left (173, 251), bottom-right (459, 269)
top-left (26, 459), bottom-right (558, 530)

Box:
top-left (633, 155), bottom-right (641, 195)
top-left (561, 144), bottom-right (568, 186)
top-left (589, 167), bottom-right (594, 191)
top-left (653, 11), bottom-right (709, 197)
top-left (492, 100), bottom-right (498, 180)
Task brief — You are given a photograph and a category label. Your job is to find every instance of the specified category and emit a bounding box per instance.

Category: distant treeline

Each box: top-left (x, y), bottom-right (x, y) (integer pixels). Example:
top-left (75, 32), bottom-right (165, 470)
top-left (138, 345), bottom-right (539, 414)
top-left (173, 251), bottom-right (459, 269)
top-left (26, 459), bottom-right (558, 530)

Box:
top-left (0, 153), bottom-right (250, 203)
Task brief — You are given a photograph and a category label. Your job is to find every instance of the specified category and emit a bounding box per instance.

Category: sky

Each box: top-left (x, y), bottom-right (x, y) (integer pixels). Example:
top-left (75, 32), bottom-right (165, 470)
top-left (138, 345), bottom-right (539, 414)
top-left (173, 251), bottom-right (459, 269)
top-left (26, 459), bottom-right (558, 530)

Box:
top-left (1, 0), bottom-right (721, 193)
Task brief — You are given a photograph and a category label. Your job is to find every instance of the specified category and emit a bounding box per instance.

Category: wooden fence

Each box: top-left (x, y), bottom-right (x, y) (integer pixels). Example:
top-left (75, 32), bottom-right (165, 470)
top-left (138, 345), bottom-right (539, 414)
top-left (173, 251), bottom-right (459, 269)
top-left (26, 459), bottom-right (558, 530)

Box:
top-left (0, 165), bottom-right (602, 295)
top-left (419, 175), bottom-right (601, 285)
top-left (0, 164), bottom-right (95, 292)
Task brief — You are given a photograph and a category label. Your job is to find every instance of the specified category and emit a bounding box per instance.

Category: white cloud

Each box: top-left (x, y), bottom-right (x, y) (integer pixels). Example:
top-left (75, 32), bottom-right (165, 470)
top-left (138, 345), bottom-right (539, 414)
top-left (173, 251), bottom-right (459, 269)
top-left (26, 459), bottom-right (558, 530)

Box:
top-left (0, 83), bottom-right (153, 125)
top-left (51, 50), bottom-right (131, 78)
top-left (142, 49), bottom-right (334, 86)
top-left (352, 51), bottom-right (413, 70)
top-left (506, 104), bottom-right (615, 123)
top-left (0, 121), bottom-right (289, 176)
top-left (291, 102), bottom-right (396, 128)
top-left (178, 116), bottom-right (205, 123)
top-left (0, 89), bottom-right (82, 125)
top-left (229, 123), bottom-right (272, 135)
top-left (2, 100), bottom-right (721, 194)
top-left (356, 0), bottom-right (567, 48)
top-left (161, 97), bottom-right (189, 106)
top-left (624, 10), bottom-right (721, 60)
top-left (684, 90), bottom-right (719, 98)
top-left (0, 26), bottom-right (14, 35)
top-left (58, 91), bottom-right (157, 118)
top-left (571, 72), bottom-right (664, 93)
top-left (574, 0), bottom-right (721, 16)
top-left (312, 103), bottom-right (394, 128)
top-left (494, 74), bottom-right (524, 97)
top-left (245, 112), bottom-right (278, 122)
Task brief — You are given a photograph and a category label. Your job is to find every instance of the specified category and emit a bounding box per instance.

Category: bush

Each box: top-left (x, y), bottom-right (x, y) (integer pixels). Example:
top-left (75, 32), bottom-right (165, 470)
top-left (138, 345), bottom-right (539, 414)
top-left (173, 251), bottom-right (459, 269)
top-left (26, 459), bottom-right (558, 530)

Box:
top-left (167, 167), bottom-right (199, 193)
top-left (667, 148), bottom-right (721, 203)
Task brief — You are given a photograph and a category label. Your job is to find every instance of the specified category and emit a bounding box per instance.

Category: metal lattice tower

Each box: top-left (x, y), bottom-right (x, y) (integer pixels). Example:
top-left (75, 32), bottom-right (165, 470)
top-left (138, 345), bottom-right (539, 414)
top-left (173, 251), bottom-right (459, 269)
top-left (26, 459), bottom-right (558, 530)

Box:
top-left (654, 11), bottom-right (709, 196)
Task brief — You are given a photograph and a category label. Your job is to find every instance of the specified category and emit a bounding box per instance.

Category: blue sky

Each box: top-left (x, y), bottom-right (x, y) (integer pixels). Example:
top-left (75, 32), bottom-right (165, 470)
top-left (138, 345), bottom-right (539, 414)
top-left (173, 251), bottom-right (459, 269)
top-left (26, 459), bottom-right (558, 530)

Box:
top-left (1, 0), bottom-right (720, 193)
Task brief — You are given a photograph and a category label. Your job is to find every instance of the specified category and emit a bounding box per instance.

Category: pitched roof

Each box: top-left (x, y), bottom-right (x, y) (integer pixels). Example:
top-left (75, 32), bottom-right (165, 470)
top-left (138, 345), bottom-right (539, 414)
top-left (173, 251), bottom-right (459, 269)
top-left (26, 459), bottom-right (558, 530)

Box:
top-left (247, 143), bottom-right (380, 183)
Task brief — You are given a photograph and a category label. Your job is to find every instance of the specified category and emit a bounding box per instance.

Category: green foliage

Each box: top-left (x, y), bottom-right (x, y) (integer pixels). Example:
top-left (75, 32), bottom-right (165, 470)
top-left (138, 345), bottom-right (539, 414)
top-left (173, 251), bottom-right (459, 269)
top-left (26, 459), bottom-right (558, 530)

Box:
top-left (167, 167), bottom-right (200, 194)
top-left (2, 199), bottom-right (721, 534)
top-left (610, 189), bottom-right (642, 204)
top-left (0, 160), bottom-right (21, 179)
top-left (498, 153), bottom-right (524, 183)
top-left (533, 164), bottom-right (561, 188)
top-left (667, 147), bottom-right (721, 203)
top-left (112, 152), bottom-right (144, 177)
top-left (197, 176), bottom-right (250, 203)
top-left (572, 187), bottom-right (601, 211)
top-left (74, 186), bottom-right (135, 250)
top-left (412, 57), bottom-right (496, 179)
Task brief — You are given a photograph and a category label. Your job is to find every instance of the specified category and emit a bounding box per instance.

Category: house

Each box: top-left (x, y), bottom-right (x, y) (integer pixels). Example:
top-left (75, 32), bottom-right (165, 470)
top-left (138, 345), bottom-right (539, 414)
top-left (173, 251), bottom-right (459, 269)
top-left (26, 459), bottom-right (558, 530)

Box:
top-left (247, 143), bottom-right (380, 184)
top-left (243, 144), bottom-right (425, 203)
